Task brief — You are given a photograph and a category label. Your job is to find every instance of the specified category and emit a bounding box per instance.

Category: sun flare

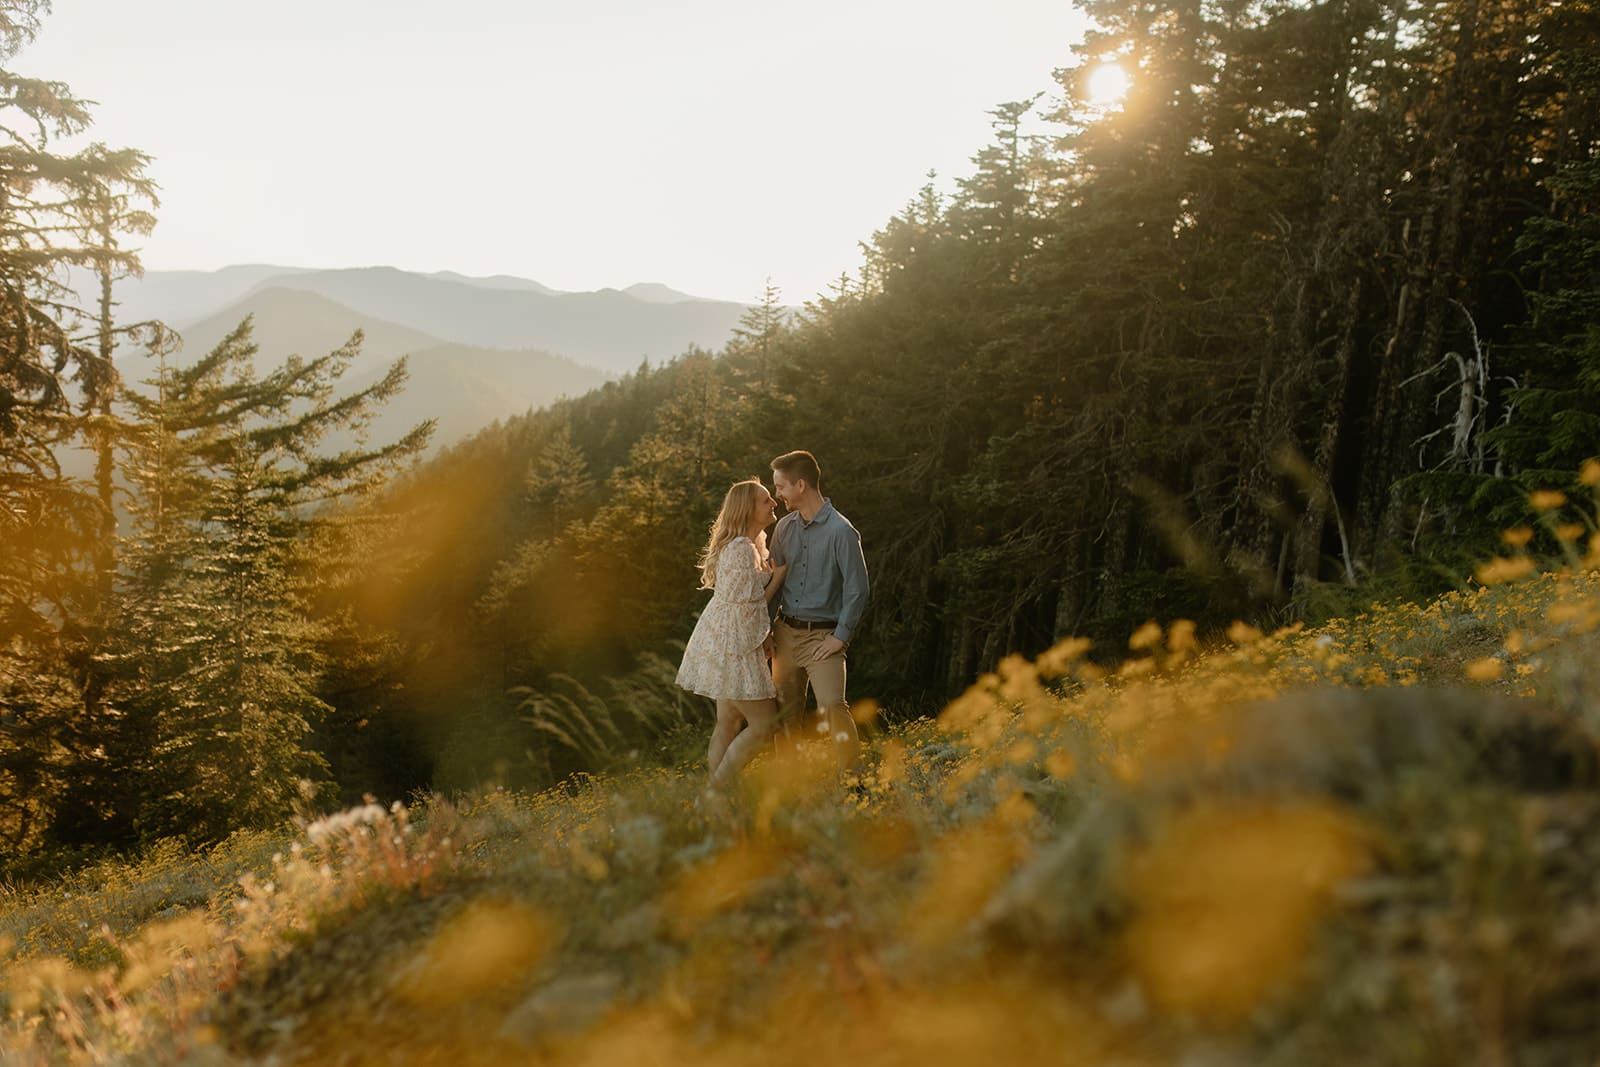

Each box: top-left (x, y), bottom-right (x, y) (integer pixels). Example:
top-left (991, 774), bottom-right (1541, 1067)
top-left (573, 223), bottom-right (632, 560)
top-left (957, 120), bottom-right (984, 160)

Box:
top-left (1087, 62), bottom-right (1131, 107)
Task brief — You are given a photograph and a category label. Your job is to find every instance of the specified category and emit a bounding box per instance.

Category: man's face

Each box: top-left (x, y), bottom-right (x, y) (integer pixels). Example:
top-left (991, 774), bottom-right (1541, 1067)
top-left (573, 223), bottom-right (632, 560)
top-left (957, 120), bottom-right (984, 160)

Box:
top-left (772, 469), bottom-right (801, 510)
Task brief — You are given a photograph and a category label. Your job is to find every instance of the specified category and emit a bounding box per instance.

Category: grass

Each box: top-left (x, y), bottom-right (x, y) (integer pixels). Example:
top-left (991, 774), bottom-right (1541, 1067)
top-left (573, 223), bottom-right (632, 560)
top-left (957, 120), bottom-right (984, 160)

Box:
top-left (4, 536), bottom-right (1600, 1064)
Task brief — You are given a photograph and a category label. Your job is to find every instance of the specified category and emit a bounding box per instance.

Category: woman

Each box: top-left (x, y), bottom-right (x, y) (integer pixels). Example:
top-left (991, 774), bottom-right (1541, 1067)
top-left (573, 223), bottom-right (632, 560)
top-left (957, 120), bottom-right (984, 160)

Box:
top-left (676, 478), bottom-right (787, 786)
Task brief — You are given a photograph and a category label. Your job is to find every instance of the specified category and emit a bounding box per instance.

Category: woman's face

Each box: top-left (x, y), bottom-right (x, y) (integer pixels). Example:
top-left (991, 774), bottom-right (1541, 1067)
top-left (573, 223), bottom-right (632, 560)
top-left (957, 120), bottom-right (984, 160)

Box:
top-left (754, 490), bottom-right (777, 528)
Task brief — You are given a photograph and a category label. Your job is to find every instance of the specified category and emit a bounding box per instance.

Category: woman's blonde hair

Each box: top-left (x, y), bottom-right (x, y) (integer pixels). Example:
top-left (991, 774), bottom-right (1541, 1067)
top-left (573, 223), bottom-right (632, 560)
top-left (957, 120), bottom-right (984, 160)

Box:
top-left (697, 478), bottom-right (769, 589)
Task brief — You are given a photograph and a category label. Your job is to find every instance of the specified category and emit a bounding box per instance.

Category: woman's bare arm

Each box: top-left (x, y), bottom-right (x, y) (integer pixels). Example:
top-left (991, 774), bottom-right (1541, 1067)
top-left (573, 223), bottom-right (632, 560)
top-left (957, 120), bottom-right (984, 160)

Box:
top-left (764, 562), bottom-right (788, 602)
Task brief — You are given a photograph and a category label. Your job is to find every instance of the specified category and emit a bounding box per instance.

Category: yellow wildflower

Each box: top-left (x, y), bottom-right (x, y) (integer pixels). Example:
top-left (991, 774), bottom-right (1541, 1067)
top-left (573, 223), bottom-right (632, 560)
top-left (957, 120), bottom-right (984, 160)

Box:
top-left (1167, 619), bottom-right (1198, 655)
top-left (1036, 636), bottom-right (1092, 677)
top-left (1128, 621), bottom-right (1163, 651)
top-left (1529, 489), bottom-right (1568, 511)
top-left (1227, 620), bottom-right (1264, 645)
top-left (1475, 556), bottom-right (1535, 585)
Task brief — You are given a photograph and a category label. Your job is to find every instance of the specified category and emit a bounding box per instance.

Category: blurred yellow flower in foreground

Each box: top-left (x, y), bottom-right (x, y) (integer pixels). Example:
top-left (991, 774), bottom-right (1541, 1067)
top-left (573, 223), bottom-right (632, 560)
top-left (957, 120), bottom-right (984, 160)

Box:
top-left (1501, 526), bottom-right (1534, 547)
top-left (750, 746), bottom-right (838, 833)
top-left (1529, 490), bottom-right (1568, 511)
top-left (1128, 621), bottom-right (1163, 651)
top-left (3, 957), bottom-right (97, 1014)
top-left (1581, 458), bottom-right (1600, 486)
top-left (663, 839), bottom-right (787, 937)
top-left (903, 823), bottom-right (1023, 951)
top-left (392, 899), bottom-right (559, 1008)
top-left (850, 698), bottom-right (882, 726)
top-left (1045, 748), bottom-right (1077, 779)
top-left (1475, 556), bottom-right (1535, 585)
top-left (1121, 800), bottom-right (1369, 1025)
top-left (1036, 635), bottom-right (1093, 678)
top-left (1227, 620), bottom-right (1264, 645)
top-left (1465, 657), bottom-right (1504, 682)
top-left (118, 912), bottom-right (218, 996)
top-left (1167, 619), bottom-right (1198, 655)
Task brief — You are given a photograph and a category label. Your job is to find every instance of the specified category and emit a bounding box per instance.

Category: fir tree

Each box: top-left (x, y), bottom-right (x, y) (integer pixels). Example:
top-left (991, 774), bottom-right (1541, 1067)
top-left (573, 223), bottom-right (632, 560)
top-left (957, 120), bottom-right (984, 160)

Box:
top-left (93, 319), bottom-right (431, 841)
top-left (0, 2), bottom-right (156, 849)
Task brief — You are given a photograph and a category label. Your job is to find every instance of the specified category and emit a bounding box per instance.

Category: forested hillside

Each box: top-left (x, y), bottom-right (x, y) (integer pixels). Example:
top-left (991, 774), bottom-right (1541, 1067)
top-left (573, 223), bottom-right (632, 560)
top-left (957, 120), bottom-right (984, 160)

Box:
top-left (4, 0), bottom-right (1599, 853)
top-left (313, 0), bottom-right (1600, 801)
top-left (7, 2), bottom-right (1600, 1060)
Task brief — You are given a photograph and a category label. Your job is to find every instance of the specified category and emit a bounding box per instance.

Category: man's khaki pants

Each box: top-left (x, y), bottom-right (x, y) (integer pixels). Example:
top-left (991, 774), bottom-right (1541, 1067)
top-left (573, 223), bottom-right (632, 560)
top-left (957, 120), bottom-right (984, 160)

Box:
top-left (772, 620), bottom-right (859, 766)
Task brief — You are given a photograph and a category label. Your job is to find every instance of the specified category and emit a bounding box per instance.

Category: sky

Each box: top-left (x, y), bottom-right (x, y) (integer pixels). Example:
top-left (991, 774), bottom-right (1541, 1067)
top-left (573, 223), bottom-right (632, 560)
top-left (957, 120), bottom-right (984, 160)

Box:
top-left (18, 0), bottom-right (1088, 304)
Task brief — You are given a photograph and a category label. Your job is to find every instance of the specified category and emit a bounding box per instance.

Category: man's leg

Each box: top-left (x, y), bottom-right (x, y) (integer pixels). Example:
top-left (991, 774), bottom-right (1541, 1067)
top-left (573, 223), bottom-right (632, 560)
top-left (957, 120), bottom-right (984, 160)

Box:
top-left (805, 646), bottom-right (861, 773)
top-left (771, 622), bottom-right (810, 754)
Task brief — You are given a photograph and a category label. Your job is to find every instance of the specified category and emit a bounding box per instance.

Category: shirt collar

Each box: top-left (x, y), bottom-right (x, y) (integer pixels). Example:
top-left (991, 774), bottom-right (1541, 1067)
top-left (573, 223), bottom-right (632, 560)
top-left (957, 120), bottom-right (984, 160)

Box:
top-left (803, 499), bottom-right (836, 527)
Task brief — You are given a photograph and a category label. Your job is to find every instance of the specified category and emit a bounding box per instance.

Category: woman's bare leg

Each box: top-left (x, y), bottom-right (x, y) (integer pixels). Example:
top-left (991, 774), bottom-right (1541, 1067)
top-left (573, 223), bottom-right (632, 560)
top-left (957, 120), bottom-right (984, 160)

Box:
top-left (711, 698), bottom-right (778, 786)
top-left (707, 699), bottom-right (744, 780)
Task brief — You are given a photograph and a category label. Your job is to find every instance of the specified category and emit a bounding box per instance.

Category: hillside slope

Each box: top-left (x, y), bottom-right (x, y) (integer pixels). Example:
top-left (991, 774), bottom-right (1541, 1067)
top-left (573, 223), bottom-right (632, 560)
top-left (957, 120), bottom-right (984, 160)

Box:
top-left (4, 564), bottom-right (1600, 1064)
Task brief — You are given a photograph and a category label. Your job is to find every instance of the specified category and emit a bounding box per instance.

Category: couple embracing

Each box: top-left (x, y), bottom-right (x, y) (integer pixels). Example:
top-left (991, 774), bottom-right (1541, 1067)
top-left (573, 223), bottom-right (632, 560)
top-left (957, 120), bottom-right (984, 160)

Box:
top-left (674, 450), bottom-right (869, 787)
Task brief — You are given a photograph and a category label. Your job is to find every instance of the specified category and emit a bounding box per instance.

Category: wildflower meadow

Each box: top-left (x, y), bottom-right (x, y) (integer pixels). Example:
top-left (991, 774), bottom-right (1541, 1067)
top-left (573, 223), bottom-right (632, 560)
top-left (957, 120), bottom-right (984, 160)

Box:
top-left (4, 493), bottom-right (1600, 1065)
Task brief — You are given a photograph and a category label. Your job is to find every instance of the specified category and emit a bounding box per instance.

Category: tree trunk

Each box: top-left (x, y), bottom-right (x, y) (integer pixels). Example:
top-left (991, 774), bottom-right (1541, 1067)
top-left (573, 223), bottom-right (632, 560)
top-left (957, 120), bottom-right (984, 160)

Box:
top-left (1292, 277), bottom-right (1364, 595)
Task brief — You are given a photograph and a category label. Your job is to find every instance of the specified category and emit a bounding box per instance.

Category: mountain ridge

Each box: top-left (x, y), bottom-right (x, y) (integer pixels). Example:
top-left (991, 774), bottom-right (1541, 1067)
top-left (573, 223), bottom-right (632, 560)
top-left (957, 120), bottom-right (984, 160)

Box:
top-left (234, 266), bottom-right (751, 373)
top-left (169, 286), bottom-right (607, 451)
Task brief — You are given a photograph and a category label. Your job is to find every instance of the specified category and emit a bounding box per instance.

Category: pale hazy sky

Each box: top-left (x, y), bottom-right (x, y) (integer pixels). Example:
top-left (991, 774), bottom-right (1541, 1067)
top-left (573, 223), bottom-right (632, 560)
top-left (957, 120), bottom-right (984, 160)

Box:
top-left (18, 0), bottom-right (1087, 303)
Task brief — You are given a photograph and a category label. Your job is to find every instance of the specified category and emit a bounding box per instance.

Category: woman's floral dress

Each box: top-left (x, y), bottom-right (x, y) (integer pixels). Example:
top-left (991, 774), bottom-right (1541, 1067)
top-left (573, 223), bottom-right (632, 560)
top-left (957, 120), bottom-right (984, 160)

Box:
top-left (675, 536), bottom-right (776, 700)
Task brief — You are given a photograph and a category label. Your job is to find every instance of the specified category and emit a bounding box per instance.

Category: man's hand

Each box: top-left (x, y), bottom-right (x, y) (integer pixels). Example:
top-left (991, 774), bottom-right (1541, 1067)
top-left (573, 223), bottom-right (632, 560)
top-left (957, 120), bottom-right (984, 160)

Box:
top-left (762, 635), bottom-right (776, 660)
top-left (810, 635), bottom-right (848, 663)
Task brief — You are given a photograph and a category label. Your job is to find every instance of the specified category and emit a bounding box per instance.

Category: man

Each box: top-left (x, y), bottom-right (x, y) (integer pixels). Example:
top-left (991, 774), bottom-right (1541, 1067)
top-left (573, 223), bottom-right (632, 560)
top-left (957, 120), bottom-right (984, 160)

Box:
top-left (768, 449), bottom-right (868, 772)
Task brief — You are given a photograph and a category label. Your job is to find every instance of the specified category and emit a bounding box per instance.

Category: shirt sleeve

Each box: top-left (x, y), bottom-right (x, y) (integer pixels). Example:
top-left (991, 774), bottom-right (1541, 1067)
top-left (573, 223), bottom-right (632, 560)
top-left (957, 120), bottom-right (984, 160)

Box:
top-left (769, 520), bottom-right (788, 566)
top-left (833, 525), bottom-right (869, 643)
top-left (719, 540), bottom-right (765, 605)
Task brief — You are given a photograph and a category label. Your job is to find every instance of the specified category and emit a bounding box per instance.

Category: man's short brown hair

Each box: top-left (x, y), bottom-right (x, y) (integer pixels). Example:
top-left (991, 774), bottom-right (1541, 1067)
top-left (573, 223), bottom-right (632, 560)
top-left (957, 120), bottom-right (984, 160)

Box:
top-left (771, 449), bottom-right (821, 490)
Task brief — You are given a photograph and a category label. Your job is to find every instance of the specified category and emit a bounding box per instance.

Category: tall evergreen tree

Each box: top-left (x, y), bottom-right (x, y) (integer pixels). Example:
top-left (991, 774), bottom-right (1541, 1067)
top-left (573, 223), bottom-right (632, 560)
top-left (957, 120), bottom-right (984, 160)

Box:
top-left (88, 320), bottom-right (431, 841)
top-left (1478, 0), bottom-right (1600, 494)
top-left (0, 2), bottom-right (156, 849)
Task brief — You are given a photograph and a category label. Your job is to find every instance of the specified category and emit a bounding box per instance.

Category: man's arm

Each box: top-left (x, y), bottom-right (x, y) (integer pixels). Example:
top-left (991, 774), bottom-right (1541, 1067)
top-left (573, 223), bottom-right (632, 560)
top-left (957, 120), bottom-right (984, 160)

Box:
top-left (832, 525), bottom-right (869, 644)
top-left (767, 517), bottom-right (789, 622)
top-left (769, 516), bottom-right (789, 566)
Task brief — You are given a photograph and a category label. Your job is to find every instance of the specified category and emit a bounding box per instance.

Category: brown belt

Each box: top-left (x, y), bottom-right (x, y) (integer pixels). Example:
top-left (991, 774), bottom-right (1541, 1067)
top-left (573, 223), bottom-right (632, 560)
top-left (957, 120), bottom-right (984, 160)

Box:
top-left (778, 615), bottom-right (837, 631)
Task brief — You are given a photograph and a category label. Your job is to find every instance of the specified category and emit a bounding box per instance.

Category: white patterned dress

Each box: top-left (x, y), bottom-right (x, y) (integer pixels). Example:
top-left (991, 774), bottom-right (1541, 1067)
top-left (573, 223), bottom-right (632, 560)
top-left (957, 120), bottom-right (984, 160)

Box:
top-left (675, 537), bottom-right (777, 701)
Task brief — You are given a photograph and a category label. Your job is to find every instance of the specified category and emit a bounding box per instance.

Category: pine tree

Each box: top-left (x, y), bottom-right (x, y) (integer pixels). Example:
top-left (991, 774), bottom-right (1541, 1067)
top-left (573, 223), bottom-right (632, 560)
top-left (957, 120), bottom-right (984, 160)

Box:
top-left (92, 319), bottom-right (431, 841)
top-left (729, 278), bottom-right (789, 390)
top-left (0, 3), bottom-right (157, 850)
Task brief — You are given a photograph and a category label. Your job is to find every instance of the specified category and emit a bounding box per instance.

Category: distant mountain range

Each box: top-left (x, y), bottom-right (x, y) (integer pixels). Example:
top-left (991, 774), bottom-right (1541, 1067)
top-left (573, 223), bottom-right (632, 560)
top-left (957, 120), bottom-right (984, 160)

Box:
top-left (159, 286), bottom-right (607, 450)
top-left (185, 266), bottom-right (747, 373)
top-left (82, 264), bottom-right (762, 454)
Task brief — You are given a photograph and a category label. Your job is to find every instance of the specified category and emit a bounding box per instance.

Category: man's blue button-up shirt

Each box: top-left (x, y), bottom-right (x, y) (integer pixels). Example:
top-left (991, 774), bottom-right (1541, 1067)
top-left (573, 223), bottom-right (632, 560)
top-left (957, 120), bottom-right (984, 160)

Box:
top-left (769, 499), bottom-right (869, 643)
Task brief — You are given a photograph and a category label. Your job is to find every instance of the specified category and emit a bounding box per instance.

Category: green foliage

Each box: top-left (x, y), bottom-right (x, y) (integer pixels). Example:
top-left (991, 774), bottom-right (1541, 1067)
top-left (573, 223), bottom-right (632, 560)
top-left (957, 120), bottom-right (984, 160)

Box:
top-left (10, 0), bottom-right (1600, 853)
top-left (0, 1), bottom-right (157, 852)
top-left (513, 651), bottom-right (703, 771)
top-left (78, 319), bottom-right (431, 843)
top-left (332, 0), bottom-right (1600, 786)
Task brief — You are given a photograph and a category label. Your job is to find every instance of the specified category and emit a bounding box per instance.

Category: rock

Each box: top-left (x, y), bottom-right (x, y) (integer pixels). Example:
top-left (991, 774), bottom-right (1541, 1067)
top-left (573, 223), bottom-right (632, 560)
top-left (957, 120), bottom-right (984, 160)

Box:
top-left (597, 903), bottom-right (662, 950)
top-left (498, 972), bottom-right (624, 1045)
top-left (612, 816), bottom-right (665, 874)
